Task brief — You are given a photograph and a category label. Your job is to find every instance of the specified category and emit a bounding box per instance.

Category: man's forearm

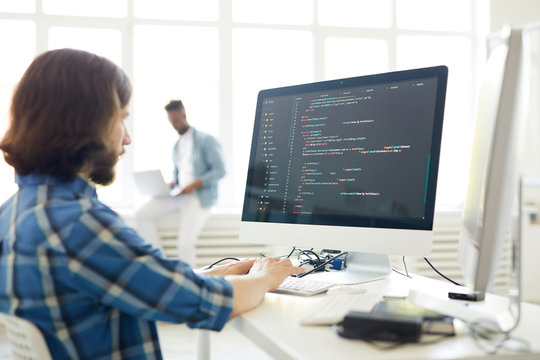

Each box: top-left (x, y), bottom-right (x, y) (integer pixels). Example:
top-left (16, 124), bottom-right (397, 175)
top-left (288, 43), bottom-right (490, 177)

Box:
top-left (226, 274), bottom-right (271, 318)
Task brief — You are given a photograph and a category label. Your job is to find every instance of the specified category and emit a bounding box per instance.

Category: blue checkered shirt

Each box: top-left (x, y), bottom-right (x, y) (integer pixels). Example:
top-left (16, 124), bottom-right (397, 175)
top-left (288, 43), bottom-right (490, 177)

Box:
top-left (0, 173), bottom-right (233, 359)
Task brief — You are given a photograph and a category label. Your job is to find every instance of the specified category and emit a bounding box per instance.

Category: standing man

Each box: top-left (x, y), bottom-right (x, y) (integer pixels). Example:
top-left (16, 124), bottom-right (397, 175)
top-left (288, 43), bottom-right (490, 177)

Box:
top-left (135, 100), bottom-right (225, 266)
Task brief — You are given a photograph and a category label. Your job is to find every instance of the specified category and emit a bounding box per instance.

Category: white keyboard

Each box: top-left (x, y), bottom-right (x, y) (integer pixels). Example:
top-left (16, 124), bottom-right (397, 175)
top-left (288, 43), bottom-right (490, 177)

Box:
top-left (300, 292), bottom-right (383, 326)
top-left (272, 277), bottom-right (334, 296)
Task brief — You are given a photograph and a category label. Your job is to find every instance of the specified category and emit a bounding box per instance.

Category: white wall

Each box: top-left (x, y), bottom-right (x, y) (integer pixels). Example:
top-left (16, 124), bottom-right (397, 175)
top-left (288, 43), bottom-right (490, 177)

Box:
top-left (490, 0), bottom-right (540, 30)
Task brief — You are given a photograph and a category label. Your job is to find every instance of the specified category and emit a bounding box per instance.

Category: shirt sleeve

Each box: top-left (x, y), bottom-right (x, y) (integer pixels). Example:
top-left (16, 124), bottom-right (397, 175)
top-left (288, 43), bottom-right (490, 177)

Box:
top-left (63, 205), bottom-right (233, 331)
top-left (199, 135), bottom-right (226, 186)
top-left (172, 140), bottom-right (179, 185)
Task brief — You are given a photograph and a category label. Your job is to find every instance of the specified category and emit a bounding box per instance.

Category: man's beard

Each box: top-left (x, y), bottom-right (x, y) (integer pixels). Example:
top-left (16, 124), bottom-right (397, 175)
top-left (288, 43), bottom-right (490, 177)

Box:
top-left (88, 146), bottom-right (118, 186)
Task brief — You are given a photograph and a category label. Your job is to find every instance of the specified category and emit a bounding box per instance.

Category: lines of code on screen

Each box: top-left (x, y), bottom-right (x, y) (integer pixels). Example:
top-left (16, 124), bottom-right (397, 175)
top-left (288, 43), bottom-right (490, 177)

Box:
top-left (249, 77), bottom-right (438, 220)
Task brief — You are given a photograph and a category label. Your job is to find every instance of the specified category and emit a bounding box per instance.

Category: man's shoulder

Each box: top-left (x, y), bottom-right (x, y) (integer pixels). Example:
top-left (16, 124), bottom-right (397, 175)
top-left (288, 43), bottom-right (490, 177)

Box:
top-left (48, 193), bottom-right (123, 231)
top-left (193, 127), bottom-right (211, 138)
top-left (52, 196), bottom-right (120, 231)
top-left (84, 200), bottom-right (125, 228)
top-left (193, 128), bottom-right (219, 144)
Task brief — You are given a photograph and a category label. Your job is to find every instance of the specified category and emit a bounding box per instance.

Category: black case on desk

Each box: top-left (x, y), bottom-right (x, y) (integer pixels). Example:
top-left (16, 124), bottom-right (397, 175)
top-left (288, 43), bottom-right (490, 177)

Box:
top-left (338, 311), bottom-right (423, 343)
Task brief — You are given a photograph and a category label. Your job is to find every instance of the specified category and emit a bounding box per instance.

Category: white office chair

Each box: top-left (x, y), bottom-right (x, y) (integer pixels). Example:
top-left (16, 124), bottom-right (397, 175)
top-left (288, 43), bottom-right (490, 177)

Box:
top-left (0, 313), bottom-right (52, 360)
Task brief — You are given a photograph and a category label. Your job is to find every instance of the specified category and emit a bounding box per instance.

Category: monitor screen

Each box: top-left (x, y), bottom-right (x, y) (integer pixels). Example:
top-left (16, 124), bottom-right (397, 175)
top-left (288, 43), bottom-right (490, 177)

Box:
top-left (242, 66), bottom-right (447, 232)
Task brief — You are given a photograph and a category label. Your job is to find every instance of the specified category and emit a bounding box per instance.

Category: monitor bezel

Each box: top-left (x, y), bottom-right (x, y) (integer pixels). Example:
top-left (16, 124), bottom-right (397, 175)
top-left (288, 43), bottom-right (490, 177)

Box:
top-left (241, 66), bottom-right (448, 232)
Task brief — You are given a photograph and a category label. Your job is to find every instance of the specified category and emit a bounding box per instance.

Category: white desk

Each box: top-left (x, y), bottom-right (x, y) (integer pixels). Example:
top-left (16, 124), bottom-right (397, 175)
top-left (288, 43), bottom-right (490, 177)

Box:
top-left (232, 273), bottom-right (540, 360)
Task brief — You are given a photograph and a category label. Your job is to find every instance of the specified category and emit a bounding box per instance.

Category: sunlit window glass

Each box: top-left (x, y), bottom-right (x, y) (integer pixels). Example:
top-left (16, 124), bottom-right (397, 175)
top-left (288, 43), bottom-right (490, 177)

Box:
top-left (48, 27), bottom-right (122, 65)
top-left (231, 28), bottom-right (313, 205)
top-left (42, 0), bottom-right (127, 18)
top-left (133, 0), bottom-right (218, 21)
top-left (325, 38), bottom-right (389, 79)
top-left (133, 25), bottom-right (219, 183)
top-left (0, 20), bottom-right (36, 203)
top-left (0, 0), bottom-right (35, 13)
top-left (396, 0), bottom-right (471, 31)
top-left (318, 0), bottom-right (392, 28)
top-left (233, 0), bottom-right (313, 25)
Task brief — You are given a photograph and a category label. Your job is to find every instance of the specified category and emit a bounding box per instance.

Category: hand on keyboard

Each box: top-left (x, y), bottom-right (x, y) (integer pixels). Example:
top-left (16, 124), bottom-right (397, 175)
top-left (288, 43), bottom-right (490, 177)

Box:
top-left (250, 257), bottom-right (307, 291)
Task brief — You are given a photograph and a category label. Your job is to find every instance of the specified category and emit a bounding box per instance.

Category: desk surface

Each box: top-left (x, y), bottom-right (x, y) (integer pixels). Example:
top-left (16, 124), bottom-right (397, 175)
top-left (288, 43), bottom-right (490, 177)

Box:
top-left (232, 273), bottom-right (540, 360)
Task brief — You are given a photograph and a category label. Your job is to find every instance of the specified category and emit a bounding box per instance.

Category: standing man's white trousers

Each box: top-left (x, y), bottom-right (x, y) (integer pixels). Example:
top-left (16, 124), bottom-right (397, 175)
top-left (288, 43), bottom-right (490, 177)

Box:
top-left (135, 193), bottom-right (210, 266)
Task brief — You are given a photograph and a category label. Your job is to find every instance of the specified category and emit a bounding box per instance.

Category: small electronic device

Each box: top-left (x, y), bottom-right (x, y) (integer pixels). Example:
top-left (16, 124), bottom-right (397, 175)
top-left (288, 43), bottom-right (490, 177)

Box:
top-left (240, 66), bottom-right (448, 285)
top-left (337, 311), bottom-right (423, 343)
top-left (133, 170), bottom-right (179, 197)
top-left (373, 299), bottom-right (454, 335)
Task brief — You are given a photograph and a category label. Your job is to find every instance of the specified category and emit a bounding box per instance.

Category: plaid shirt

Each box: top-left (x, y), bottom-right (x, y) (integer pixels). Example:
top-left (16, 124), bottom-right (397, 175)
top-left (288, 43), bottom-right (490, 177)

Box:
top-left (0, 173), bottom-right (233, 359)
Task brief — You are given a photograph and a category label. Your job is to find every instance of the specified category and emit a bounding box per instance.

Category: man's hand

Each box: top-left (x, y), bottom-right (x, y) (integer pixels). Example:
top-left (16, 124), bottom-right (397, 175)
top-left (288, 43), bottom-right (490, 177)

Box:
top-left (248, 257), bottom-right (306, 291)
top-left (225, 257), bottom-right (305, 318)
top-left (169, 182), bottom-right (178, 189)
top-left (180, 179), bottom-right (203, 194)
top-left (199, 259), bottom-right (256, 277)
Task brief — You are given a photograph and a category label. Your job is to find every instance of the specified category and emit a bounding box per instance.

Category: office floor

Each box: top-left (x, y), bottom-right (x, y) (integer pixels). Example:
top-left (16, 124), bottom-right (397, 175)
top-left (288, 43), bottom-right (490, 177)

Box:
top-left (0, 322), bottom-right (272, 359)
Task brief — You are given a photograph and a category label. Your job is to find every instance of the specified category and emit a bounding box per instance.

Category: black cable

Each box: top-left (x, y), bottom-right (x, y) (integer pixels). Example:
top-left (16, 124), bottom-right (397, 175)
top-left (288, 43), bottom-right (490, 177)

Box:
top-left (263, 246), bottom-right (321, 260)
top-left (260, 247), bottom-right (345, 275)
top-left (293, 251), bottom-right (349, 278)
top-left (423, 257), bottom-right (463, 287)
top-left (469, 321), bottom-right (531, 355)
top-left (204, 257), bottom-right (240, 269)
top-left (286, 247), bottom-right (297, 258)
top-left (297, 250), bottom-right (323, 271)
top-left (297, 249), bottom-right (320, 259)
top-left (261, 246), bottom-right (301, 259)
top-left (392, 268), bottom-right (412, 278)
top-left (297, 249), bottom-right (322, 265)
top-left (402, 256), bottom-right (410, 277)
top-left (391, 256), bottom-right (412, 278)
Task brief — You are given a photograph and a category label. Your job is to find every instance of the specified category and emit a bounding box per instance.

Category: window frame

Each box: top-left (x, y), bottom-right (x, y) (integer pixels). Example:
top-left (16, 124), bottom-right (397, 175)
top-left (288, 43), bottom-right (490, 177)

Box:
top-left (0, 0), bottom-right (488, 211)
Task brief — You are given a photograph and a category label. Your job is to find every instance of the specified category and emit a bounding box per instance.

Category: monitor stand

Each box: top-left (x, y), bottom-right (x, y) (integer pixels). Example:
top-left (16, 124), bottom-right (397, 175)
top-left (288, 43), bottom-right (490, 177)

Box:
top-left (304, 252), bottom-right (391, 285)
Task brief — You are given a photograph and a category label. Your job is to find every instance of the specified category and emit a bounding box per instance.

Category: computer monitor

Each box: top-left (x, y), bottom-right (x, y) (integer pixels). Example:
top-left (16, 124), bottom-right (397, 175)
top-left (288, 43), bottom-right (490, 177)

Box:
top-left (240, 66), bottom-right (448, 284)
top-left (409, 27), bottom-right (525, 333)
top-left (457, 26), bottom-right (524, 301)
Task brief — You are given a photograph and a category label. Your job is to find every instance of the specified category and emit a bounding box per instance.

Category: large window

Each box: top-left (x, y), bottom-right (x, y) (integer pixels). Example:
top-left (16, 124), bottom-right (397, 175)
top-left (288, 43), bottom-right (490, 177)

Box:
top-left (0, 19), bottom-right (35, 199)
top-left (0, 0), bottom-right (488, 210)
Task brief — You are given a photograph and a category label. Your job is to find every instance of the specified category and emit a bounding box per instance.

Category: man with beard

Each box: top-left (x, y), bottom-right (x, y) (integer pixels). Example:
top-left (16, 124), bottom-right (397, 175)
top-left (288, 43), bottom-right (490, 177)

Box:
top-left (0, 48), bottom-right (304, 359)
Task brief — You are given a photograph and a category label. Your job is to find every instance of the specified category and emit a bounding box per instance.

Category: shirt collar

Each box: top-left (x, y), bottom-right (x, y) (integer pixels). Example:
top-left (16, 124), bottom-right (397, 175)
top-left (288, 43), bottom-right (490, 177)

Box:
top-left (15, 173), bottom-right (97, 199)
top-left (179, 126), bottom-right (194, 139)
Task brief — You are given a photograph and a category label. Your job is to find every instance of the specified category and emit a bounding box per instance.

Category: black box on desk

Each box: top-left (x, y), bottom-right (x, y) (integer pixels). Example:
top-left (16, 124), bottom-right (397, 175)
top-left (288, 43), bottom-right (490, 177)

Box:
top-left (339, 311), bottom-right (422, 343)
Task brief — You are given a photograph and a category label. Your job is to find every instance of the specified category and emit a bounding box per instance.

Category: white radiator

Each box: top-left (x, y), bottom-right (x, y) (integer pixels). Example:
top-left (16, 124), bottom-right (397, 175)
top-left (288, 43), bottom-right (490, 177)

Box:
top-left (156, 213), bottom-right (271, 269)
